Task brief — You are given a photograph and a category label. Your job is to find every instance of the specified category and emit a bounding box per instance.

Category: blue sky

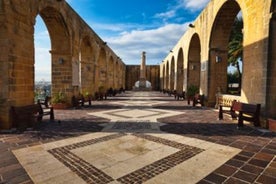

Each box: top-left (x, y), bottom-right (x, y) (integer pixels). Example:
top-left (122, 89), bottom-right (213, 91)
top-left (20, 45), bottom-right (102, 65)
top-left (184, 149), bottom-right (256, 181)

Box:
top-left (35, 0), bottom-right (210, 81)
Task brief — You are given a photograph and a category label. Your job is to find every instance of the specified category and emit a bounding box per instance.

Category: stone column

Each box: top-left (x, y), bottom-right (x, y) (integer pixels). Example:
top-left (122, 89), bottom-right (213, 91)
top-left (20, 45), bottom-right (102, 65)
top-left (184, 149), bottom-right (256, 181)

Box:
top-left (139, 51), bottom-right (146, 88)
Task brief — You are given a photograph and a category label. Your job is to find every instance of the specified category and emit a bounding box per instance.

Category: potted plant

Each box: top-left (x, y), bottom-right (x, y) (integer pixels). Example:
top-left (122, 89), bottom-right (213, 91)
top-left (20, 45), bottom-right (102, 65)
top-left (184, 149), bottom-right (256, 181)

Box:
top-left (186, 85), bottom-right (199, 105)
top-left (267, 99), bottom-right (276, 132)
top-left (51, 91), bottom-right (69, 109)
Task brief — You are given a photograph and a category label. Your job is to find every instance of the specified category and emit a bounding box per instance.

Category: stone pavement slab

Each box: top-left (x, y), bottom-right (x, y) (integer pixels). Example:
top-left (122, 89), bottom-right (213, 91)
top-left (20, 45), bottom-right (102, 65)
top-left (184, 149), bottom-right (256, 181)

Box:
top-left (0, 91), bottom-right (275, 184)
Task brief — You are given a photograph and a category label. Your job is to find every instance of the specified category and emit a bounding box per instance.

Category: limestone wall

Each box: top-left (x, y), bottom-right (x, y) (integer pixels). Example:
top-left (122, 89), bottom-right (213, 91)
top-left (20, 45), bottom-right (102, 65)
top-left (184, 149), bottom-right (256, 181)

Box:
top-left (160, 0), bottom-right (275, 116)
top-left (0, 0), bottom-right (126, 129)
top-left (125, 65), bottom-right (160, 91)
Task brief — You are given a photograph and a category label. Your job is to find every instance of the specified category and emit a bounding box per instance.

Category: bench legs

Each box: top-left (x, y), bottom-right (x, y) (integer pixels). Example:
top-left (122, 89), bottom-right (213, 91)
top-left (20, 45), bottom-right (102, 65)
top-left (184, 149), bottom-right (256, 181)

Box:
top-left (237, 112), bottom-right (244, 127)
top-left (50, 107), bottom-right (54, 121)
top-left (219, 106), bottom-right (223, 120)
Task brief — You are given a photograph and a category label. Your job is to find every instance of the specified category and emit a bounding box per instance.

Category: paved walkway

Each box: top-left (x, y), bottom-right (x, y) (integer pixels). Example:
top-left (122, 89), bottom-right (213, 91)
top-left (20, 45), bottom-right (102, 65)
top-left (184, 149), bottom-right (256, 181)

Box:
top-left (0, 91), bottom-right (275, 184)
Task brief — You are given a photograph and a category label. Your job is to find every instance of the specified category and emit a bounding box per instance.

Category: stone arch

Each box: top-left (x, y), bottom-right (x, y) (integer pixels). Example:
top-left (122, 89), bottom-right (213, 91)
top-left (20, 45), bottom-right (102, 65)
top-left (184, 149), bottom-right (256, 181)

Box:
top-left (160, 64), bottom-right (165, 90)
top-left (38, 6), bottom-right (71, 96)
top-left (176, 48), bottom-right (184, 93)
top-left (267, 3), bottom-right (276, 118)
top-left (166, 62), bottom-right (170, 90)
top-left (208, 0), bottom-right (241, 105)
top-left (114, 60), bottom-right (119, 89)
top-left (96, 48), bottom-right (107, 91)
top-left (187, 33), bottom-right (201, 91)
top-left (108, 56), bottom-right (115, 89)
top-left (170, 57), bottom-right (175, 91)
top-left (79, 36), bottom-right (94, 95)
top-left (117, 62), bottom-right (123, 89)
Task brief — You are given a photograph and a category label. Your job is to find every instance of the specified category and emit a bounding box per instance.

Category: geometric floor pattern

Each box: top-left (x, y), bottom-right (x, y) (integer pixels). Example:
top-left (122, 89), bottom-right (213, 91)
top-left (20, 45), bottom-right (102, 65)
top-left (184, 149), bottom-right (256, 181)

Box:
top-left (4, 91), bottom-right (274, 183)
top-left (13, 132), bottom-right (240, 183)
top-left (88, 107), bottom-right (184, 123)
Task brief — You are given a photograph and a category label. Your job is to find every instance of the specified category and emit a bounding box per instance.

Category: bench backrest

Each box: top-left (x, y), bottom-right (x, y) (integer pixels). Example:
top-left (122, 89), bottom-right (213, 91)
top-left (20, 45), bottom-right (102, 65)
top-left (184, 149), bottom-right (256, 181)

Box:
top-left (11, 104), bottom-right (42, 115)
top-left (37, 96), bottom-right (51, 108)
top-left (232, 101), bottom-right (261, 114)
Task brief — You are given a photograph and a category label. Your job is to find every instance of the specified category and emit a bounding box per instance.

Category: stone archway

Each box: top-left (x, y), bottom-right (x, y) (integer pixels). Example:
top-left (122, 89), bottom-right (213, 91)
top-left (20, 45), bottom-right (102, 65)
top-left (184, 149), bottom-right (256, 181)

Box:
top-left (108, 56), bottom-right (115, 89)
top-left (80, 36), bottom-right (95, 95)
top-left (161, 65), bottom-right (165, 90)
top-left (208, 0), bottom-right (241, 105)
top-left (39, 7), bottom-right (72, 96)
top-left (166, 62), bottom-right (169, 90)
top-left (114, 61), bottom-right (119, 89)
top-left (267, 5), bottom-right (276, 118)
top-left (170, 57), bottom-right (175, 91)
top-left (176, 48), bottom-right (184, 93)
top-left (0, 1), bottom-right (125, 129)
top-left (187, 34), bottom-right (201, 91)
top-left (96, 48), bottom-right (107, 91)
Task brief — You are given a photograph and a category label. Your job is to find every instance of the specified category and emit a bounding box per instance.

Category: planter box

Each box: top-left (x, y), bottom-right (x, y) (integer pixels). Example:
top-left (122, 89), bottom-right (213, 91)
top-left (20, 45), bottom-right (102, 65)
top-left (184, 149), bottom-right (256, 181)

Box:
top-left (52, 103), bottom-right (70, 110)
top-left (268, 118), bottom-right (276, 132)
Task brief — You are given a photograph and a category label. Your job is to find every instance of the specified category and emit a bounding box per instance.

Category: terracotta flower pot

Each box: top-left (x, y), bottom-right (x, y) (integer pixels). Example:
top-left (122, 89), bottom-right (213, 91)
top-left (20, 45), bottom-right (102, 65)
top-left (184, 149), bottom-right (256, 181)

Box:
top-left (268, 118), bottom-right (276, 132)
top-left (52, 103), bottom-right (69, 110)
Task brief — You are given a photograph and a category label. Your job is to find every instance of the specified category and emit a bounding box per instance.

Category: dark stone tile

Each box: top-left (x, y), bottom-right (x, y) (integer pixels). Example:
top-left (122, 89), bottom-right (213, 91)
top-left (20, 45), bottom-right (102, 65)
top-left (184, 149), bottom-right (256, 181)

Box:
top-left (263, 167), bottom-right (276, 178)
top-left (260, 148), bottom-right (276, 155)
top-left (225, 159), bottom-right (245, 168)
top-left (241, 164), bottom-right (263, 175)
top-left (196, 179), bottom-right (213, 184)
top-left (265, 143), bottom-right (276, 150)
top-left (238, 151), bottom-right (255, 158)
top-left (243, 144), bottom-right (263, 152)
top-left (256, 174), bottom-right (276, 184)
top-left (232, 155), bottom-right (250, 162)
top-left (224, 177), bottom-right (249, 184)
top-left (203, 173), bottom-right (227, 184)
top-left (214, 165), bottom-right (237, 177)
top-left (270, 161), bottom-right (276, 168)
top-left (0, 163), bottom-right (22, 174)
top-left (248, 159), bottom-right (270, 168)
top-left (230, 141), bottom-right (249, 149)
top-left (2, 168), bottom-right (29, 183)
top-left (233, 170), bottom-right (257, 183)
top-left (254, 152), bottom-right (274, 162)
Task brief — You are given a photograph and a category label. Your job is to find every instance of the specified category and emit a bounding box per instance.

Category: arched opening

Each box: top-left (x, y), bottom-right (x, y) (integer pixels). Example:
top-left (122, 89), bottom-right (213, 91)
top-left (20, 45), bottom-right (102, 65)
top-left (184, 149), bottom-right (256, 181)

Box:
top-left (267, 3), bottom-right (276, 118)
top-left (166, 62), bottom-right (169, 90)
top-left (227, 12), bottom-right (243, 95)
top-left (34, 15), bottom-right (51, 102)
top-left (80, 36), bottom-right (94, 95)
top-left (115, 61), bottom-right (119, 89)
top-left (208, 0), bottom-right (242, 106)
top-left (108, 56), bottom-right (114, 89)
top-left (162, 65), bottom-right (165, 90)
top-left (176, 48), bottom-right (184, 93)
top-left (170, 57), bottom-right (175, 91)
top-left (35, 7), bottom-right (71, 102)
top-left (97, 48), bottom-right (107, 91)
top-left (187, 34), bottom-right (201, 93)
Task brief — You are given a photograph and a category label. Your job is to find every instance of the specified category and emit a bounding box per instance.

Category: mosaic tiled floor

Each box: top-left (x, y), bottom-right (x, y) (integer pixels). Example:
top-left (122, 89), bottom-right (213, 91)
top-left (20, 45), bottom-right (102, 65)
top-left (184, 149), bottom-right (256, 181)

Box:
top-left (88, 108), bottom-right (184, 122)
top-left (13, 132), bottom-right (240, 184)
top-left (2, 91), bottom-right (275, 183)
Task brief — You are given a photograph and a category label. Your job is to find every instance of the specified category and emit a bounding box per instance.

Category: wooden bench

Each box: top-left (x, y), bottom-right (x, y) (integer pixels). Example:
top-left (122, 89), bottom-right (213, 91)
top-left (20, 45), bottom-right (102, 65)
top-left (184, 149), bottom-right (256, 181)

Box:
top-left (11, 103), bottom-right (54, 130)
top-left (175, 91), bottom-right (185, 100)
top-left (71, 95), bottom-right (92, 108)
top-left (217, 94), bottom-right (240, 120)
top-left (37, 96), bottom-right (55, 121)
top-left (193, 94), bottom-right (204, 107)
top-left (232, 101), bottom-right (261, 127)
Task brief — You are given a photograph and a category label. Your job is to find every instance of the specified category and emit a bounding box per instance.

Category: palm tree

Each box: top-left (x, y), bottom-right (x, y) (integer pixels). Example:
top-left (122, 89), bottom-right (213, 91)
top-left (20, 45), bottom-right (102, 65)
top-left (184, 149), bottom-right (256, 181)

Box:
top-left (228, 16), bottom-right (243, 92)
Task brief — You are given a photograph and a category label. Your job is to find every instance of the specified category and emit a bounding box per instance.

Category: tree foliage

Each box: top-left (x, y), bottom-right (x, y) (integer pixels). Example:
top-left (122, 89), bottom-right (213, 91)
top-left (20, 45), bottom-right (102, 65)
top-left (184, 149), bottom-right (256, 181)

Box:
top-left (228, 16), bottom-right (243, 94)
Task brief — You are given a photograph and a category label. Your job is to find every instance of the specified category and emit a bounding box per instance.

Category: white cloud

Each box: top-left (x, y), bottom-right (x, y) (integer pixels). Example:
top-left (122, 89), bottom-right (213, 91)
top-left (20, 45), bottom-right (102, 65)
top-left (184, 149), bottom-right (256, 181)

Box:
top-left (179, 0), bottom-right (210, 11)
top-left (103, 23), bottom-right (189, 65)
top-left (153, 0), bottom-right (210, 23)
top-left (154, 10), bottom-right (176, 21)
